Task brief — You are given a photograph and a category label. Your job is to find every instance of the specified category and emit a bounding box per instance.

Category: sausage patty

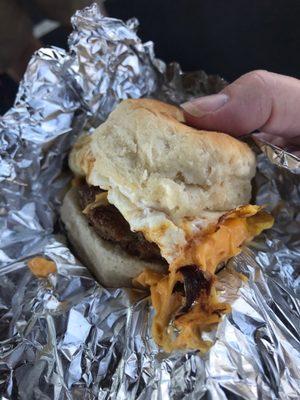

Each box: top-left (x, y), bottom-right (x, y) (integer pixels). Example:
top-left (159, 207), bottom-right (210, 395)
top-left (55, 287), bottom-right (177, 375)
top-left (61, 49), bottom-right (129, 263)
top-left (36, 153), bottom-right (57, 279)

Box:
top-left (78, 182), bottom-right (165, 263)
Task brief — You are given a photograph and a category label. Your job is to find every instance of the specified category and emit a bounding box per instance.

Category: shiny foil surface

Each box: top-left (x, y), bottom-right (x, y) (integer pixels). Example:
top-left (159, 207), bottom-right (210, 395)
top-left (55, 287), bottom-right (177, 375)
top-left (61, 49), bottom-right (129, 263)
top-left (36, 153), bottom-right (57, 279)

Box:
top-left (0, 4), bottom-right (299, 399)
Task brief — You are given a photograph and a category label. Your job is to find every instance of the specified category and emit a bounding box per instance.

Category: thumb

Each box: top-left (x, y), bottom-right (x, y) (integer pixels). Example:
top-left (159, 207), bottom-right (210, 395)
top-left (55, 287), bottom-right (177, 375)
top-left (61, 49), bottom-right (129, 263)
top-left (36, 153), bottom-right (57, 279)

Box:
top-left (181, 70), bottom-right (300, 139)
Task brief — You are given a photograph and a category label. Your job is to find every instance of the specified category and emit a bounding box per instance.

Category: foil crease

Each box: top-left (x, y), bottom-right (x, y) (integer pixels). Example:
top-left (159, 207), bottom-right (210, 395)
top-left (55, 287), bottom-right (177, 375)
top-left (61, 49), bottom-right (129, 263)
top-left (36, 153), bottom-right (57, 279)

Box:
top-left (68, 4), bottom-right (165, 125)
top-left (0, 4), bottom-right (299, 399)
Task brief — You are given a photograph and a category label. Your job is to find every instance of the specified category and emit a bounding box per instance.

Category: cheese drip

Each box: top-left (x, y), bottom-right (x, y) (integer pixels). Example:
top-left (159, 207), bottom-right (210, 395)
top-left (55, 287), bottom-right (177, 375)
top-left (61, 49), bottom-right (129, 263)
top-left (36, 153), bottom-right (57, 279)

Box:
top-left (135, 205), bottom-right (274, 353)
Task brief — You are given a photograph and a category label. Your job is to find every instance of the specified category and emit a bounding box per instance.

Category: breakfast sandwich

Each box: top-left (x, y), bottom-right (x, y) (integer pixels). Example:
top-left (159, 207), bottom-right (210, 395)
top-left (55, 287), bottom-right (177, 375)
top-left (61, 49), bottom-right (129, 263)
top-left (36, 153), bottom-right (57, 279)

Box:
top-left (61, 99), bottom-right (273, 352)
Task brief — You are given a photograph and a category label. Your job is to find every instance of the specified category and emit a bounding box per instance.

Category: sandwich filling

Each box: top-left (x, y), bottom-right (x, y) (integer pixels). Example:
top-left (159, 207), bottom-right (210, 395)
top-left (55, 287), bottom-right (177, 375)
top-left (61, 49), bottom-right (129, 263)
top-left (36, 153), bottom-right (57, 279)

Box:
top-left (77, 180), bottom-right (273, 352)
top-left (77, 182), bottom-right (166, 264)
top-left (134, 205), bottom-right (273, 352)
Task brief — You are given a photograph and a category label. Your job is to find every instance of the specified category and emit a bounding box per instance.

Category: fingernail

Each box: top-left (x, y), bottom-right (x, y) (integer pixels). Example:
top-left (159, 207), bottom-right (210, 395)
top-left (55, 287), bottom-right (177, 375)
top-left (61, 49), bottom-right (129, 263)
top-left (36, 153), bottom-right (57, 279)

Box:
top-left (181, 93), bottom-right (229, 118)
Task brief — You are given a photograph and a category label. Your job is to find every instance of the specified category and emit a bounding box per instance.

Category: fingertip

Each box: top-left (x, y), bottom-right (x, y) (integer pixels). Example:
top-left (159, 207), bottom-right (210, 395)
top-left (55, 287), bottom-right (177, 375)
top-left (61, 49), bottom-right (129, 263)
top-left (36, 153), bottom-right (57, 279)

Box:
top-left (182, 106), bottom-right (245, 137)
top-left (182, 109), bottom-right (203, 129)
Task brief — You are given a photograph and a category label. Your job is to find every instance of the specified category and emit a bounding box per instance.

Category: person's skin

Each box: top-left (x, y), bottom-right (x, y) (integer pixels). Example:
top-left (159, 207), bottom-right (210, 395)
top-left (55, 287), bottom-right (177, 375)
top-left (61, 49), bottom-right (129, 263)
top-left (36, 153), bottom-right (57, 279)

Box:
top-left (181, 70), bottom-right (300, 157)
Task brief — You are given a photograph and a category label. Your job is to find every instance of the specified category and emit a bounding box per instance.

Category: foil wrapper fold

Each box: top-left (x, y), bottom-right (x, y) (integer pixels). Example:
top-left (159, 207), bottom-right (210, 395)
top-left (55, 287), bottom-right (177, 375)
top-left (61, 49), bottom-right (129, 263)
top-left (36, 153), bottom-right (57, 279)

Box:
top-left (0, 4), bottom-right (299, 399)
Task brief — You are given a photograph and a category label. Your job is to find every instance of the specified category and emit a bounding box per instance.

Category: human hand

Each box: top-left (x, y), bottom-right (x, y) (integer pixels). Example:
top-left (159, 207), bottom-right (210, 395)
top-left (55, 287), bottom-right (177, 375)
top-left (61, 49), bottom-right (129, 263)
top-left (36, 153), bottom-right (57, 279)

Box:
top-left (181, 70), bottom-right (300, 157)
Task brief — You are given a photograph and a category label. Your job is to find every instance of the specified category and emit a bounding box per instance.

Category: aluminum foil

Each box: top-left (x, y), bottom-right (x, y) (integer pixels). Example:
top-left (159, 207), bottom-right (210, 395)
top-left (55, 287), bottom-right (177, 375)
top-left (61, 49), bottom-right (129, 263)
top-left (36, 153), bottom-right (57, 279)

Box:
top-left (0, 3), bottom-right (299, 399)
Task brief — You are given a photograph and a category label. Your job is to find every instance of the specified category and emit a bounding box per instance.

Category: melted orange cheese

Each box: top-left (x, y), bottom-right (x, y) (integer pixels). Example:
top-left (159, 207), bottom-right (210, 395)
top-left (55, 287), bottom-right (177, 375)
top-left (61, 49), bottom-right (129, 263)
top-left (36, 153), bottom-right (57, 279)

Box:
top-left (28, 257), bottom-right (57, 277)
top-left (135, 205), bottom-right (274, 353)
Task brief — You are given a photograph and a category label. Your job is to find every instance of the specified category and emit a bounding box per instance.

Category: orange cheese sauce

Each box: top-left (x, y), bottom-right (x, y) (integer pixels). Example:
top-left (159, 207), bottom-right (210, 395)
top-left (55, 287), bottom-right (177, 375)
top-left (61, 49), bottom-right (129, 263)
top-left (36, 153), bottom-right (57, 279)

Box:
top-left (135, 205), bottom-right (274, 353)
top-left (28, 257), bottom-right (57, 278)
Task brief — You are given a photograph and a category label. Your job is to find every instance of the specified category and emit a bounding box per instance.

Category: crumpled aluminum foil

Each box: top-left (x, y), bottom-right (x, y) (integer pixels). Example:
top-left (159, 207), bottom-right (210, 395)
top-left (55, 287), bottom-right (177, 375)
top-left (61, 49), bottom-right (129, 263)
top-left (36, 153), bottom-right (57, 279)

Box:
top-left (0, 3), bottom-right (299, 399)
